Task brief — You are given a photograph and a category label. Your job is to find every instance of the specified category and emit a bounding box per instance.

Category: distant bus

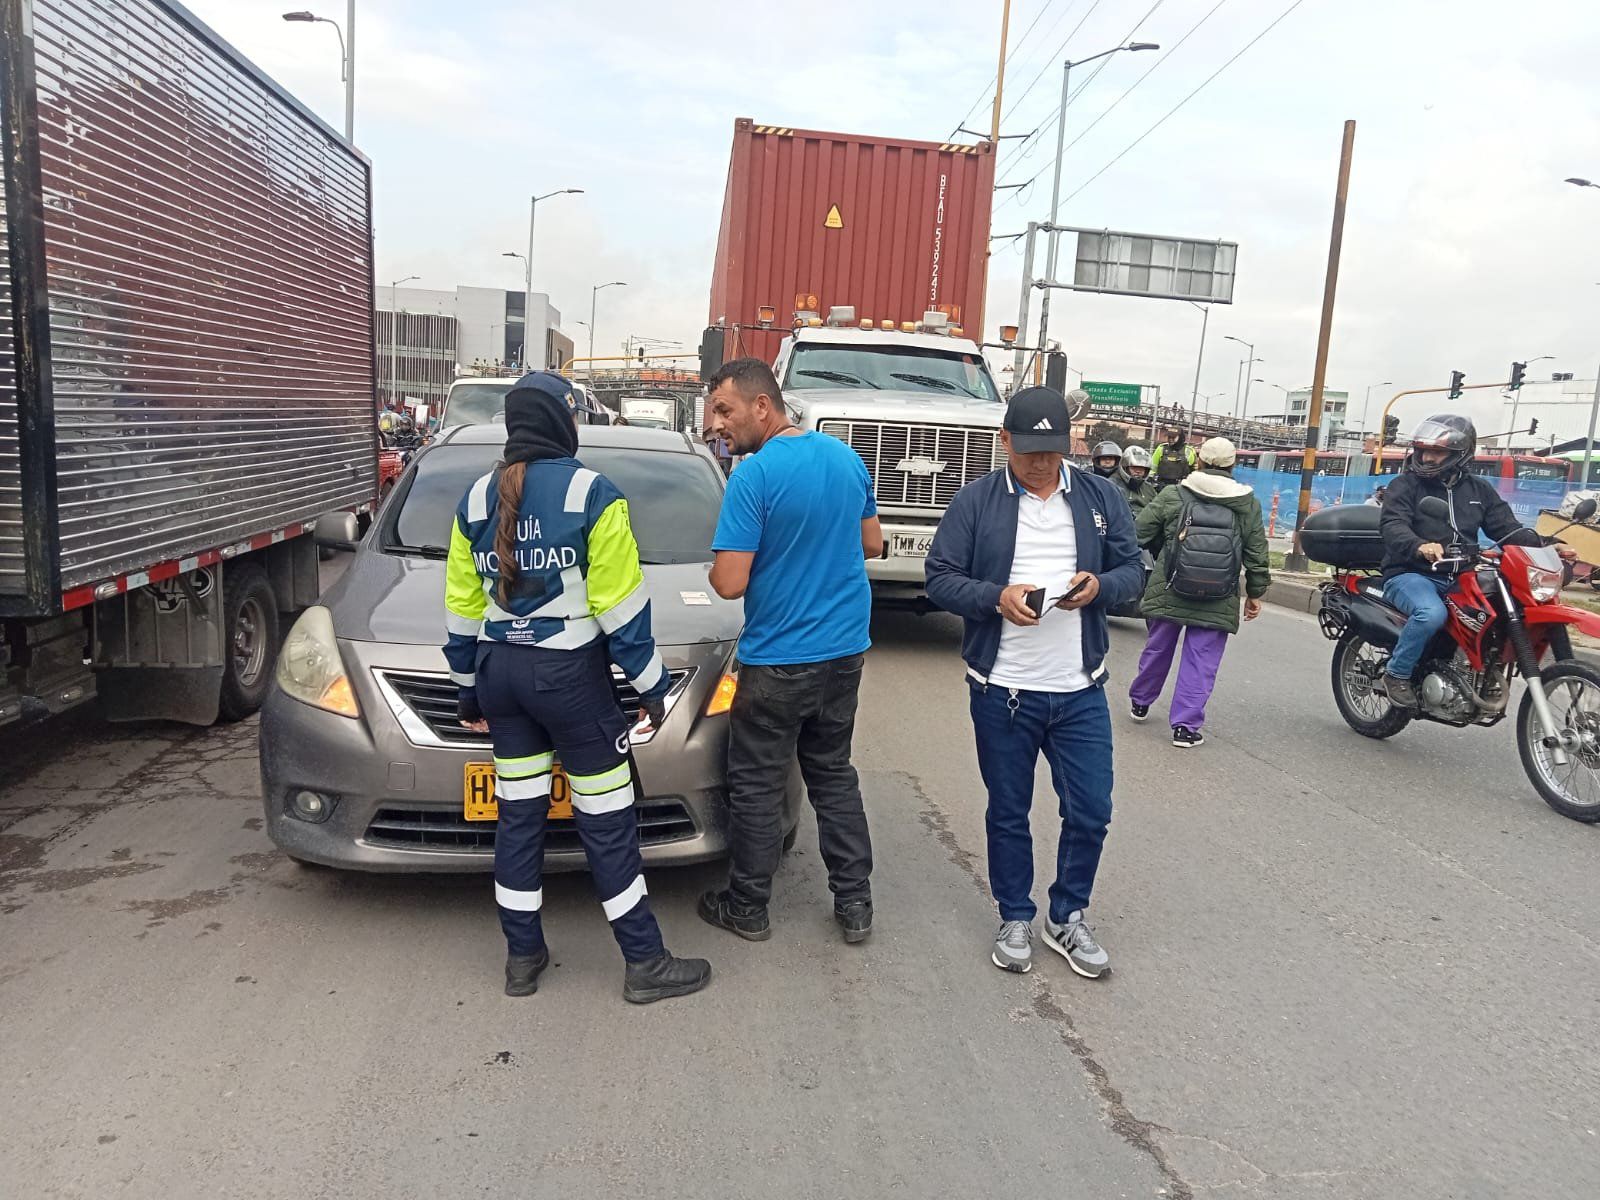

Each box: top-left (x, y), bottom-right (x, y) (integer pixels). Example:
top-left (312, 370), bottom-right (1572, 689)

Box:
top-left (1235, 448), bottom-right (1569, 481)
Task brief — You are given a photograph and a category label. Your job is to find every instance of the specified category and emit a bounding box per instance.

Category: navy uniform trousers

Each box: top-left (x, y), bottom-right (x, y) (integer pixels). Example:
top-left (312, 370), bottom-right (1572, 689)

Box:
top-left (475, 642), bottom-right (664, 962)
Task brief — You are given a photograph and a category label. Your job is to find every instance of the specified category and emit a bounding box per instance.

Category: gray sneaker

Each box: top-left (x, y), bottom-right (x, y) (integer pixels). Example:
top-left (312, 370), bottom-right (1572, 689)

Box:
top-left (1042, 910), bottom-right (1110, 978)
top-left (991, 919), bottom-right (1033, 973)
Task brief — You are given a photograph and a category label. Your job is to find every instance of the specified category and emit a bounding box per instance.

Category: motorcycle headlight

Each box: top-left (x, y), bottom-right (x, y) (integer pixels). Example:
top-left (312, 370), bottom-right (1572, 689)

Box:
top-left (1527, 565), bottom-right (1563, 604)
top-left (276, 606), bottom-right (360, 717)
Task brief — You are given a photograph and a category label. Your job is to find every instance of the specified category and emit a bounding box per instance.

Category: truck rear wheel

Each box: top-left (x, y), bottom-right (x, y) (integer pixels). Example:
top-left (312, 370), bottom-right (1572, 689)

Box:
top-left (218, 563), bottom-right (279, 722)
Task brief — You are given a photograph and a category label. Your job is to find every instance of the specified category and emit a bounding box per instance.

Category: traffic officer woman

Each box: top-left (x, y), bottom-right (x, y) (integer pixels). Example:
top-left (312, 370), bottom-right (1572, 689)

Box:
top-left (444, 371), bottom-right (711, 1003)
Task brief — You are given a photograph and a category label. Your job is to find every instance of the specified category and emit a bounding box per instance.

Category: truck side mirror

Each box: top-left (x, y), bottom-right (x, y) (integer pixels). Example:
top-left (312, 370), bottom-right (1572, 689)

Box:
top-left (699, 326), bottom-right (726, 381)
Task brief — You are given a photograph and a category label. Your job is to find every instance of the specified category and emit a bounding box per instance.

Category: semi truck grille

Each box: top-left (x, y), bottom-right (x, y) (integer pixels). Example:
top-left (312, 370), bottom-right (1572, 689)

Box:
top-left (378, 668), bottom-right (691, 747)
top-left (819, 420), bottom-right (1002, 509)
top-left (365, 801), bottom-right (698, 853)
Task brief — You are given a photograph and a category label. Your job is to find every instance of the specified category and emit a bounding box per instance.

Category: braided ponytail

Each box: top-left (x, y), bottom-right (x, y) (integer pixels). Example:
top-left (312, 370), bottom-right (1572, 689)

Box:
top-left (494, 461), bottom-right (526, 607)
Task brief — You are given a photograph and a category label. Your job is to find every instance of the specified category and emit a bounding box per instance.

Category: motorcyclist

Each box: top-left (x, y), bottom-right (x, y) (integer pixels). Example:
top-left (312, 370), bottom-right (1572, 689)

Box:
top-left (1090, 441), bottom-right (1123, 479)
top-left (1152, 427), bottom-right (1197, 486)
top-left (1115, 445), bottom-right (1157, 514)
top-left (1377, 413), bottom-right (1571, 707)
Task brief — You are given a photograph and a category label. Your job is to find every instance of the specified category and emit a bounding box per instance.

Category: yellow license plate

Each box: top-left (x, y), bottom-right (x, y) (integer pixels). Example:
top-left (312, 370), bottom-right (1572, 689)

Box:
top-left (463, 762), bottom-right (572, 822)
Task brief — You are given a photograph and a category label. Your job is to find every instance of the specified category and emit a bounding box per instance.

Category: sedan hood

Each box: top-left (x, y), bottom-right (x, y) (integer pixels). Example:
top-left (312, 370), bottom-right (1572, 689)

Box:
top-left (323, 553), bottom-right (742, 647)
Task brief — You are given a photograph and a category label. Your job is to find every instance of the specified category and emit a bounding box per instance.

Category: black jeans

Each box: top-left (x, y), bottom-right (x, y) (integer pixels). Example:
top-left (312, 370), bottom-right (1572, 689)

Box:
top-left (725, 654), bottom-right (873, 910)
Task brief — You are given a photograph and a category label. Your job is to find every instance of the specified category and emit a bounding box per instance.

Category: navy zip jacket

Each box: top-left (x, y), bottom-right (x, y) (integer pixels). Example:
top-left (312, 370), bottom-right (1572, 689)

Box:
top-left (925, 465), bottom-right (1144, 685)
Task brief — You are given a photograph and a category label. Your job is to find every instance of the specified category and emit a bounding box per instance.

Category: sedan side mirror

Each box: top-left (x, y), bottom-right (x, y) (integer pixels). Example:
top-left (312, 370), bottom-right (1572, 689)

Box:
top-left (1417, 496), bottom-right (1451, 522)
top-left (315, 510), bottom-right (361, 551)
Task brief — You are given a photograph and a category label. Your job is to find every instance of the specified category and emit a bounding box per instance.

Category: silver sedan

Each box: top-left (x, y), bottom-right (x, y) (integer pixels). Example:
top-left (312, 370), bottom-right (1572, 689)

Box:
top-left (260, 423), bottom-right (801, 872)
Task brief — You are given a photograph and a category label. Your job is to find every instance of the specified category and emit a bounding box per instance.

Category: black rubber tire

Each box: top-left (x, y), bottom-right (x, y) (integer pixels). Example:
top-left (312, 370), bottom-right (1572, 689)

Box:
top-left (1516, 659), bottom-right (1600, 823)
top-left (1330, 634), bottom-right (1412, 739)
top-left (218, 562), bottom-right (280, 722)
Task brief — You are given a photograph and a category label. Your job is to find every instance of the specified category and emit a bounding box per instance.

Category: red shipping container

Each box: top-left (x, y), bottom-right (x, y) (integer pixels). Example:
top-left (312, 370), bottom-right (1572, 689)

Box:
top-left (708, 118), bottom-right (996, 366)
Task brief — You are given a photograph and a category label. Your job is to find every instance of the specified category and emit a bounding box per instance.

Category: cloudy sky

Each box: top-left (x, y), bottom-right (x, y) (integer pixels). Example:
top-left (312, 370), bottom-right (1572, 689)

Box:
top-left (190, 0), bottom-right (1600, 443)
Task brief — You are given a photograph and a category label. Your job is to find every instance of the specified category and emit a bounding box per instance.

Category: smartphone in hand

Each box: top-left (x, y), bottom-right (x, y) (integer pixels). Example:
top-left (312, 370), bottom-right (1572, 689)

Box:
top-left (1025, 587), bottom-right (1047, 619)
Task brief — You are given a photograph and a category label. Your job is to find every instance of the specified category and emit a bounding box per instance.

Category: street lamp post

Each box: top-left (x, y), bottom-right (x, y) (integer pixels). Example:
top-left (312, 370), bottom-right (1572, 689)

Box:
top-left (1035, 41), bottom-right (1159, 361)
top-left (523, 188), bottom-right (583, 371)
top-left (1564, 178), bottom-right (1600, 483)
top-left (1356, 380), bottom-right (1392, 449)
top-left (589, 282), bottom-right (627, 378)
top-left (387, 274), bottom-right (419, 406)
top-left (282, 5), bottom-right (355, 141)
top-left (1222, 335), bottom-right (1256, 422)
top-left (501, 252), bottom-right (528, 364)
top-left (1186, 301), bottom-right (1209, 437)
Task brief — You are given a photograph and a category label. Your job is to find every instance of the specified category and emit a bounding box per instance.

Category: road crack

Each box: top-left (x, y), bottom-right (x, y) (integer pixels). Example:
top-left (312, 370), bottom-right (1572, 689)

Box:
top-left (904, 770), bottom-right (1195, 1200)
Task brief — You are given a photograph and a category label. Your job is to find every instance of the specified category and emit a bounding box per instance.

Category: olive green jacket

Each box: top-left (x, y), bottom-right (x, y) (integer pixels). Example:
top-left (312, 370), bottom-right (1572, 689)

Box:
top-left (1114, 468), bottom-right (1157, 515)
top-left (1135, 468), bottom-right (1272, 633)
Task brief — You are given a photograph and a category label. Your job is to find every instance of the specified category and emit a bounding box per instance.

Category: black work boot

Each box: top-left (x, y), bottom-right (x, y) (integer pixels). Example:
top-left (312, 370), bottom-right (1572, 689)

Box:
top-left (1384, 673), bottom-right (1418, 708)
top-left (505, 947), bottom-right (550, 997)
top-left (697, 889), bottom-right (772, 941)
top-left (835, 899), bottom-right (873, 944)
top-left (623, 952), bottom-right (712, 1004)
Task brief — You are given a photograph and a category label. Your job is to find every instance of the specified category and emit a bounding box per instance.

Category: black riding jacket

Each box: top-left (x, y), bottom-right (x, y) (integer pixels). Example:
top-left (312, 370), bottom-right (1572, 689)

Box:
top-left (1378, 470), bottom-right (1537, 578)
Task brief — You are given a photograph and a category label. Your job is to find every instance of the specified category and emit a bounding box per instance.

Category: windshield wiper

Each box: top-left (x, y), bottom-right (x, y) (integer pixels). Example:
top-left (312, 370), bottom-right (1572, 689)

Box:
top-left (890, 372), bottom-right (987, 399)
top-left (795, 369), bottom-right (880, 389)
top-left (386, 543), bottom-right (448, 559)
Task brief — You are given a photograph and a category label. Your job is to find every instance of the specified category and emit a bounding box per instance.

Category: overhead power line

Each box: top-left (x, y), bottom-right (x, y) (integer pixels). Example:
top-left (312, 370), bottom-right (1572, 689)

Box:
top-left (946, 0), bottom-right (1067, 139)
top-left (1000, 0), bottom-right (1106, 124)
top-left (1060, 0), bottom-right (1310, 206)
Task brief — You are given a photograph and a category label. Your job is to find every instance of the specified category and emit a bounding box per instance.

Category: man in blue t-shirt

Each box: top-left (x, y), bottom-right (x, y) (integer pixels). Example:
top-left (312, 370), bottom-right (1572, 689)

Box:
top-left (698, 357), bottom-right (883, 946)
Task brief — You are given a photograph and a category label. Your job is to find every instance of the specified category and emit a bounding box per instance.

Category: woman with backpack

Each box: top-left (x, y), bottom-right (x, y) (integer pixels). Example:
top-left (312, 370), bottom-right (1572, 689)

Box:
top-left (1127, 437), bottom-right (1271, 747)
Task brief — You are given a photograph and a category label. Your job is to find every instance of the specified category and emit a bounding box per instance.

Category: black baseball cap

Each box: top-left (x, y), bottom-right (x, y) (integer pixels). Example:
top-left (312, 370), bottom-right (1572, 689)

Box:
top-left (1004, 386), bottom-right (1074, 453)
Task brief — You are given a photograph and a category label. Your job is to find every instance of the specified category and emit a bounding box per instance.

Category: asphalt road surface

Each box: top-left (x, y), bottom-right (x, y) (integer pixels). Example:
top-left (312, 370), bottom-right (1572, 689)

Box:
top-left (4, 598), bottom-right (1599, 1199)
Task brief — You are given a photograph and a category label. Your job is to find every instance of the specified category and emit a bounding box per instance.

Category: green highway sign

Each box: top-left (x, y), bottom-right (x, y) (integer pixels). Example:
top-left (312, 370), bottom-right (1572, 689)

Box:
top-left (1083, 380), bottom-right (1142, 408)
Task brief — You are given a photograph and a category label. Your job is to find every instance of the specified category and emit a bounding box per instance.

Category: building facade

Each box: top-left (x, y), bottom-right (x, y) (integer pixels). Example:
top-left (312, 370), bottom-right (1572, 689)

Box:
top-left (1261, 389), bottom-right (1350, 449)
top-left (374, 284), bottom-right (571, 410)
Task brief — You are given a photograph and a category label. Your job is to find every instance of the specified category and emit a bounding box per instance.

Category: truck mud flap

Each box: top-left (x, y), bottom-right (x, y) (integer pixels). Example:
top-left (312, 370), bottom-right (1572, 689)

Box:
top-left (98, 665), bottom-right (223, 726)
top-left (94, 566), bottom-right (225, 725)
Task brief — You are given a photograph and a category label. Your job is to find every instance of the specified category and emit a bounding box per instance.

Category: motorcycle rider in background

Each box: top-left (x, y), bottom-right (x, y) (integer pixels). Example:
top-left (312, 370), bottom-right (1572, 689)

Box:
top-left (1089, 442), bottom-right (1123, 479)
top-left (1377, 414), bottom-right (1572, 708)
top-left (1116, 445), bottom-right (1157, 515)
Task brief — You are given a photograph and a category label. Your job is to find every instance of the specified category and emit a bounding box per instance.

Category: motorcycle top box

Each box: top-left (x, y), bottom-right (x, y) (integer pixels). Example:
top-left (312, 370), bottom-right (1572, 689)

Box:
top-left (1300, 505), bottom-right (1385, 570)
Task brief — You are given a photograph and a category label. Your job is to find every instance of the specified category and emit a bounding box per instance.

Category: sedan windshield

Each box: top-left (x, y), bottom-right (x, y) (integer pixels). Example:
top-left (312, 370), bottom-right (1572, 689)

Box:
top-left (441, 382), bottom-right (514, 427)
top-left (785, 343), bottom-right (1000, 402)
top-left (389, 444), bottom-right (722, 565)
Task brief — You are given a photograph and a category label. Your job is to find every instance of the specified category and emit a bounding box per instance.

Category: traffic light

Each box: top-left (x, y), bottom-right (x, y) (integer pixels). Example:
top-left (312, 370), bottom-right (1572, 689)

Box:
top-left (1509, 361), bottom-right (1526, 391)
top-left (1382, 414), bottom-right (1399, 445)
top-left (1449, 370), bottom-right (1465, 399)
top-left (1529, 417), bottom-right (1539, 437)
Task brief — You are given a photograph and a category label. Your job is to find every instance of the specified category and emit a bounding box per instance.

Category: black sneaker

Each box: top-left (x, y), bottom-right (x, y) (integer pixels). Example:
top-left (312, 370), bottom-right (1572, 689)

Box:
top-left (623, 952), bottom-right (712, 1004)
top-left (1130, 702), bottom-right (1151, 723)
top-left (696, 889), bottom-right (772, 941)
top-left (835, 899), bottom-right (873, 944)
top-left (1171, 725), bottom-right (1205, 748)
top-left (504, 947), bottom-right (550, 997)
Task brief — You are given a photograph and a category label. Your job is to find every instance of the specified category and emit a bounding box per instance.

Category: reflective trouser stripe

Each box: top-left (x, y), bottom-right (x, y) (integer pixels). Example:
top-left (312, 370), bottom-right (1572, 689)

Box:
top-left (573, 782), bottom-right (634, 814)
top-left (569, 761), bottom-right (630, 794)
top-left (450, 670), bottom-right (475, 687)
top-left (498, 775), bottom-right (552, 801)
top-left (446, 611), bottom-right (482, 637)
top-left (495, 752), bottom-right (555, 779)
top-left (601, 874), bottom-right (647, 921)
top-left (495, 883), bottom-right (543, 912)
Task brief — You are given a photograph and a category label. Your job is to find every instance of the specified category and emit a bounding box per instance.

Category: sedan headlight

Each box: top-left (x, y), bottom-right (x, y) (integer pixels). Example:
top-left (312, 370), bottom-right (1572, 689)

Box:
top-left (276, 606), bottom-right (359, 717)
top-left (1527, 565), bottom-right (1563, 604)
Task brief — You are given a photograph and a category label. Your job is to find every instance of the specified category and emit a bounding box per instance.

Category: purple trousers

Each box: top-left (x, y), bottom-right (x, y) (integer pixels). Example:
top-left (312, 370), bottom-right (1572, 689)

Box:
top-left (1128, 619), bottom-right (1230, 730)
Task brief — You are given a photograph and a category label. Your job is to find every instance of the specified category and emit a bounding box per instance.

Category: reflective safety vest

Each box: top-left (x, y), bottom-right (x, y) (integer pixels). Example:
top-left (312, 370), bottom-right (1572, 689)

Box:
top-left (1152, 442), bottom-right (1198, 483)
top-left (443, 457), bottom-right (669, 701)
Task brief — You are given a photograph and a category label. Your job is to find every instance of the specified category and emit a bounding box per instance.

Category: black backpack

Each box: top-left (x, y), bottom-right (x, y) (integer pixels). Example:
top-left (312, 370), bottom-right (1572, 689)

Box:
top-left (1166, 496), bottom-right (1242, 600)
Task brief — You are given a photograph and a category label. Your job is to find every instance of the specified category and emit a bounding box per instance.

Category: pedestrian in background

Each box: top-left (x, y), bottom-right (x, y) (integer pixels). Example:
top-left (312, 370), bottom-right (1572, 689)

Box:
top-left (699, 357), bottom-right (883, 944)
top-left (443, 372), bottom-right (710, 1003)
top-left (1152, 427), bottom-right (1197, 486)
top-left (925, 386), bottom-right (1144, 979)
top-left (1128, 437), bottom-right (1271, 748)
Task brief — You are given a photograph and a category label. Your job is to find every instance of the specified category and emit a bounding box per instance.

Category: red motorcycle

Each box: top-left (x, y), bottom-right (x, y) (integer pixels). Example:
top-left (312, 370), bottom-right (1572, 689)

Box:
top-left (1309, 496), bottom-right (1600, 822)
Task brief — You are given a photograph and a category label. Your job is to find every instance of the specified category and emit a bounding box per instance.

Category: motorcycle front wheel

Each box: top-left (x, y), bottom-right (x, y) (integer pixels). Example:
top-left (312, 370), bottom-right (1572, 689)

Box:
top-left (1517, 660), bottom-right (1600, 823)
top-left (1331, 633), bottom-right (1412, 739)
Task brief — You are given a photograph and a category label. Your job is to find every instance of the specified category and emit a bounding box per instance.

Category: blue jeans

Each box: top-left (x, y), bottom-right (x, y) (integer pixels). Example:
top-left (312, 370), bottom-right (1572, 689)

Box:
top-left (969, 680), bottom-right (1114, 924)
top-left (1382, 572), bottom-right (1453, 680)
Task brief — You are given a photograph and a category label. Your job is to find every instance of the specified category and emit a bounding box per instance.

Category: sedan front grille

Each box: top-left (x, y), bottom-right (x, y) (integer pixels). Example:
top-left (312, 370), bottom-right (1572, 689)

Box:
top-left (377, 667), bottom-right (692, 747)
top-left (365, 801), bottom-right (699, 853)
top-left (819, 419), bottom-right (1002, 509)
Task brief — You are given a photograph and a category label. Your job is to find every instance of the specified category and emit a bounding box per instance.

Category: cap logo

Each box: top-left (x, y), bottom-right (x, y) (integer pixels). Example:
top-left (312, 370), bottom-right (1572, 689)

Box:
top-left (1033, 418), bottom-right (1054, 430)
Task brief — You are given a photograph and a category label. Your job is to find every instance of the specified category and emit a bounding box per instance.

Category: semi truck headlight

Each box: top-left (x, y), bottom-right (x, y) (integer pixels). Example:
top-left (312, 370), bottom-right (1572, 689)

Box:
top-left (277, 607), bottom-right (359, 717)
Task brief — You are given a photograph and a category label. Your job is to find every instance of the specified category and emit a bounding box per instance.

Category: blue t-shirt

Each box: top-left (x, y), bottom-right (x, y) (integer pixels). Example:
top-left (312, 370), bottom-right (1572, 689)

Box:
top-left (713, 431), bottom-right (877, 666)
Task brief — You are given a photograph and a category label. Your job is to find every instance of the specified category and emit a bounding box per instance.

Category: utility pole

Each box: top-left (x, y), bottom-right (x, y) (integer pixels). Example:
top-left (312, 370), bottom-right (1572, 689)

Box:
top-left (343, 0), bottom-right (355, 142)
top-left (1286, 120), bottom-right (1356, 573)
top-left (988, 0), bottom-right (1012, 143)
top-left (1035, 58), bottom-right (1074, 370)
top-left (1012, 222), bottom-right (1037, 385)
top-left (1187, 303), bottom-right (1209, 438)
top-left (1584, 362), bottom-right (1600, 486)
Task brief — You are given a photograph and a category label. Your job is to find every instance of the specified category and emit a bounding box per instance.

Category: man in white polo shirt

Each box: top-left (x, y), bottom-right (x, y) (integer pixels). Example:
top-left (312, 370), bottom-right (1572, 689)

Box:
top-left (925, 387), bottom-right (1144, 978)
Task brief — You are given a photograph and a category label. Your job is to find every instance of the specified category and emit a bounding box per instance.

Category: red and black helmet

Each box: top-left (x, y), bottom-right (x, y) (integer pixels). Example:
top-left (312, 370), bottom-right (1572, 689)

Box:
top-left (1406, 413), bottom-right (1476, 480)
